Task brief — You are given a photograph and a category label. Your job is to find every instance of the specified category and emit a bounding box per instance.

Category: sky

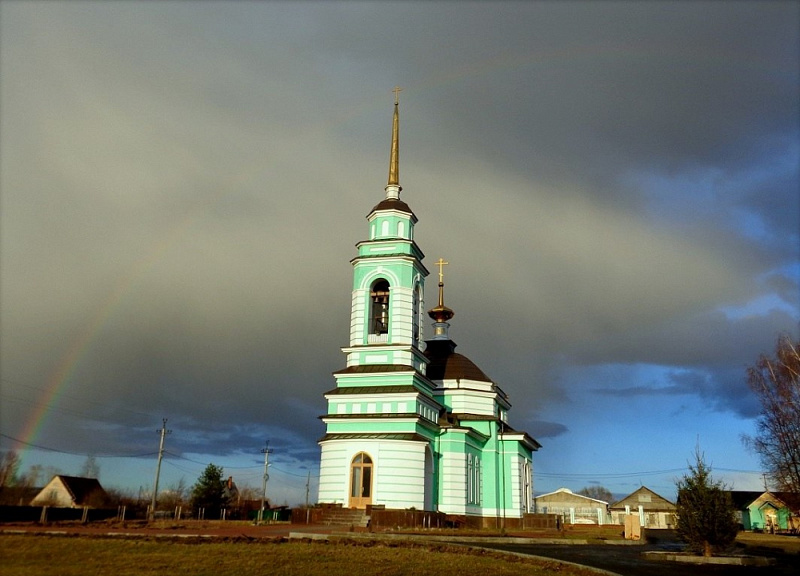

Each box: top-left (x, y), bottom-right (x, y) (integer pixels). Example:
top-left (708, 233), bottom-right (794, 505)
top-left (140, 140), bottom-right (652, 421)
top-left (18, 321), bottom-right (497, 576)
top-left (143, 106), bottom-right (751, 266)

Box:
top-left (1, 1), bottom-right (798, 507)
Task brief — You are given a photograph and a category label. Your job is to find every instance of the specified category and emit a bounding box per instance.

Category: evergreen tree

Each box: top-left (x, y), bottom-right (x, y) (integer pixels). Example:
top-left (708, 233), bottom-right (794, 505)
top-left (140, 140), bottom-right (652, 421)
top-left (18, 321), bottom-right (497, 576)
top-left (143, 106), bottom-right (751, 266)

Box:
top-left (675, 449), bottom-right (739, 557)
top-left (190, 464), bottom-right (229, 517)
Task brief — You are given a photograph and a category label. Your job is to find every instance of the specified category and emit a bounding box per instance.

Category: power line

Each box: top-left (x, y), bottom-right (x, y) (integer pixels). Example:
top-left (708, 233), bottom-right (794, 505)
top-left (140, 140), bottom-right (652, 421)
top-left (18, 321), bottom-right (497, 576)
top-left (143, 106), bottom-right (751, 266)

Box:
top-left (535, 468), bottom-right (686, 479)
top-left (6, 432), bottom-right (760, 483)
top-left (534, 467), bottom-right (765, 479)
top-left (0, 377), bottom-right (159, 421)
top-left (0, 433), bottom-right (156, 458)
top-left (162, 450), bottom-right (263, 469)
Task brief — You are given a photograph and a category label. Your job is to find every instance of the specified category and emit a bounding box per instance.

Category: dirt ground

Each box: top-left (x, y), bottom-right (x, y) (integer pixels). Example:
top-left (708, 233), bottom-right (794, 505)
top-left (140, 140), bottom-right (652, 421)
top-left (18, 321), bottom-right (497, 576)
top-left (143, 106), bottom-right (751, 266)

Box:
top-left (482, 530), bottom-right (800, 576)
top-left (0, 519), bottom-right (323, 539)
top-left (3, 521), bottom-right (798, 576)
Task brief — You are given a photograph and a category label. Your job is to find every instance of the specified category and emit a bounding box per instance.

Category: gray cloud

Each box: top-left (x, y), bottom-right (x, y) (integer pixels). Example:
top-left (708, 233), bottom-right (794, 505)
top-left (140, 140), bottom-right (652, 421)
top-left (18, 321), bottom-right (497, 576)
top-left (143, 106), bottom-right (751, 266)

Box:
top-left (1, 2), bottom-right (797, 493)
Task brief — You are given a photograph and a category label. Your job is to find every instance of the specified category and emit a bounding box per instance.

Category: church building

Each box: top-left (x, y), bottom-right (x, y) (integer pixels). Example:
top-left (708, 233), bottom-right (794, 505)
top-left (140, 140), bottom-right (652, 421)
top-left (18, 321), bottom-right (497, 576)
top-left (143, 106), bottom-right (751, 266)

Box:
top-left (318, 93), bottom-right (540, 523)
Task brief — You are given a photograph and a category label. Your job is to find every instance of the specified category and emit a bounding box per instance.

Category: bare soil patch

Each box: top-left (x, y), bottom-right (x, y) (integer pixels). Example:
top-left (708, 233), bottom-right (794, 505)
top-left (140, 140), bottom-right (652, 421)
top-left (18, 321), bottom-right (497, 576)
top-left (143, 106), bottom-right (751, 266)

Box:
top-left (0, 533), bottom-right (603, 576)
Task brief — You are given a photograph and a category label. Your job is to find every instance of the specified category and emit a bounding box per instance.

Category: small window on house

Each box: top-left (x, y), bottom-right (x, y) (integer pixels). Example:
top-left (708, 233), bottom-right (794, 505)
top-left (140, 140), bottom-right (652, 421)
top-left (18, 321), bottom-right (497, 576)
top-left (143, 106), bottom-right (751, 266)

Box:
top-left (370, 280), bottom-right (390, 335)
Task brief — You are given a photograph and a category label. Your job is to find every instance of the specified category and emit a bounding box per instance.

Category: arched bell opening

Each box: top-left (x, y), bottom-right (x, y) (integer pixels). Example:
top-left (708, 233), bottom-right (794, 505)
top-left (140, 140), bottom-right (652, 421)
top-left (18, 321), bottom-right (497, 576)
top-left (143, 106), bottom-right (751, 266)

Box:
top-left (370, 279), bottom-right (390, 336)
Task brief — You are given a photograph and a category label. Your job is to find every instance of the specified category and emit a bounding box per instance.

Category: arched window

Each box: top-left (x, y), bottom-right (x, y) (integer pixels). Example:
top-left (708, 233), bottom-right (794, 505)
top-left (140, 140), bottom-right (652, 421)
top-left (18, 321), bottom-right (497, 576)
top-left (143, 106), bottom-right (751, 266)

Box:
top-left (412, 285), bottom-right (420, 344)
top-left (522, 459), bottom-right (532, 513)
top-left (370, 280), bottom-right (390, 335)
top-left (397, 221), bottom-right (405, 238)
top-left (381, 220), bottom-right (389, 236)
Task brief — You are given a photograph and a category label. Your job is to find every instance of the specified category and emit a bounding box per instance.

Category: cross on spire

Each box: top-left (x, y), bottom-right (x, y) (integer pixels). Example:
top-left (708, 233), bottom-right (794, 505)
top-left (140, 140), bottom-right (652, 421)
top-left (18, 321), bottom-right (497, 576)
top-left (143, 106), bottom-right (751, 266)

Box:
top-left (428, 257), bottom-right (454, 326)
top-left (392, 86), bottom-right (403, 105)
top-left (435, 258), bottom-right (449, 284)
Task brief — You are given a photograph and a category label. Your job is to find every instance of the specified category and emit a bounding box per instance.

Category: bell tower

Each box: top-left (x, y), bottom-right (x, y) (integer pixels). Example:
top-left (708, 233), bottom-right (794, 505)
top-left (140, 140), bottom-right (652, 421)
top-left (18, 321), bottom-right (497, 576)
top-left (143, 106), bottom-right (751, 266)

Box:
top-left (318, 91), bottom-right (441, 510)
top-left (345, 88), bottom-right (429, 367)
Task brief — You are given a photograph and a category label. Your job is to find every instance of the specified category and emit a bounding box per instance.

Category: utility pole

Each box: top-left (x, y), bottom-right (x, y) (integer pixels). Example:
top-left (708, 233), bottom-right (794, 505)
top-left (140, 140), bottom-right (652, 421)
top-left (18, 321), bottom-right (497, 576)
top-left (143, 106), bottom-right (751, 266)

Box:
top-left (258, 441), bottom-right (273, 524)
top-left (305, 470), bottom-right (311, 524)
top-left (149, 418), bottom-right (171, 521)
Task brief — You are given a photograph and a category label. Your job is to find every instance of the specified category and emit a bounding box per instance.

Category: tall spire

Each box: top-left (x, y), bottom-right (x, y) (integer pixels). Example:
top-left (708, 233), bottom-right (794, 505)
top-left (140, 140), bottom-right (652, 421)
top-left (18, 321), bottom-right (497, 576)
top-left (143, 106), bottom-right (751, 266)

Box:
top-left (385, 86), bottom-right (402, 200)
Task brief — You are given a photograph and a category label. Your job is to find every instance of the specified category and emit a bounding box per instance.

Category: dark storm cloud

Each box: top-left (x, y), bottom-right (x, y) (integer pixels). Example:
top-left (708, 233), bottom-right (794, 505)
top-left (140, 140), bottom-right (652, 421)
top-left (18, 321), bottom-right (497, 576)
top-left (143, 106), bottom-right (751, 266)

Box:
top-left (526, 421), bottom-right (569, 440)
top-left (587, 366), bottom-right (761, 418)
top-left (0, 2), bottom-right (797, 491)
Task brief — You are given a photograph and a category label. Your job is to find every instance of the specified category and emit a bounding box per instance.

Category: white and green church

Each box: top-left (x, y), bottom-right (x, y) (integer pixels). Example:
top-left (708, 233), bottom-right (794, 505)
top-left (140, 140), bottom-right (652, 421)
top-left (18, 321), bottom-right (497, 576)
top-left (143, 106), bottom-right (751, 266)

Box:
top-left (318, 96), bottom-right (540, 524)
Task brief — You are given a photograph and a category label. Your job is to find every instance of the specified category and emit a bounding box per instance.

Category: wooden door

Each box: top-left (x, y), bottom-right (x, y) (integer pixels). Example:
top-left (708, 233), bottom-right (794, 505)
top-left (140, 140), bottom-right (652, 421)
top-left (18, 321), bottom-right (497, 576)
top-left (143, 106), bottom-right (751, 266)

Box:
top-left (349, 452), bottom-right (373, 508)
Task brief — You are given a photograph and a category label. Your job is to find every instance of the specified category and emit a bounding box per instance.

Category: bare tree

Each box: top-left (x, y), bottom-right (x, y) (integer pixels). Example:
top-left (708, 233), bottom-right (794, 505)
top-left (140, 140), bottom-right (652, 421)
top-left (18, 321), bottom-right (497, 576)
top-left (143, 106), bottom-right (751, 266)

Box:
top-left (743, 334), bottom-right (800, 511)
top-left (237, 483), bottom-right (262, 502)
top-left (0, 450), bottom-right (21, 487)
top-left (79, 455), bottom-right (100, 479)
top-left (577, 485), bottom-right (614, 503)
top-left (159, 477), bottom-right (188, 510)
top-left (17, 464), bottom-right (43, 488)
top-left (43, 465), bottom-right (62, 483)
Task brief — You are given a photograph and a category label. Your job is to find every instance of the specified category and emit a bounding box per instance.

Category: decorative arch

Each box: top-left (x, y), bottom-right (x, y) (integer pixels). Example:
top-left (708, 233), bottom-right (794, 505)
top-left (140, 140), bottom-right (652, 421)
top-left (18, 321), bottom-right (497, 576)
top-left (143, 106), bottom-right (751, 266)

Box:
top-left (358, 268), bottom-right (400, 291)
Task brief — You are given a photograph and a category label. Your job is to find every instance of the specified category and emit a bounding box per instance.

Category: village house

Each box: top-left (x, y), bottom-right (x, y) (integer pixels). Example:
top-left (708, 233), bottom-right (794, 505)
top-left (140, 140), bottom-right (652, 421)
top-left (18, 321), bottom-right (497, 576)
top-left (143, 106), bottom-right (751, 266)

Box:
top-left (729, 490), bottom-right (797, 532)
top-left (30, 475), bottom-right (110, 508)
top-left (609, 486), bottom-right (675, 529)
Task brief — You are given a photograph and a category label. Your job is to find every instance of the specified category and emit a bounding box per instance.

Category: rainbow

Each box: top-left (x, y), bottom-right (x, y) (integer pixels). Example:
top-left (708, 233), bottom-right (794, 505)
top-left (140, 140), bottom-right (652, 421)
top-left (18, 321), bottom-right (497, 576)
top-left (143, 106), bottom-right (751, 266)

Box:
top-left (14, 184), bottom-right (244, 458)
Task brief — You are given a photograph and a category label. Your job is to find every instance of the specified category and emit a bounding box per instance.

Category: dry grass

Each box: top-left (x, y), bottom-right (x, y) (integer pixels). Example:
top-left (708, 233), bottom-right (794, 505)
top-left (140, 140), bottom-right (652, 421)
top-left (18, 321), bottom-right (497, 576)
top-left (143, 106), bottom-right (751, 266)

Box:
top-left (0, 534), bottom-right (599, 576)
top-left (735, 531), bottom-right (800, 554)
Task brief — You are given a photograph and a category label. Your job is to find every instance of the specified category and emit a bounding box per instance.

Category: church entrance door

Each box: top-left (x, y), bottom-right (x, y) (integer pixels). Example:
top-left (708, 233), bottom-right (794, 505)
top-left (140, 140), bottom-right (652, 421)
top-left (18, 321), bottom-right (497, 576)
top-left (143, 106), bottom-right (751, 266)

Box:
top-left (349, 452), bottom-right (373, 508)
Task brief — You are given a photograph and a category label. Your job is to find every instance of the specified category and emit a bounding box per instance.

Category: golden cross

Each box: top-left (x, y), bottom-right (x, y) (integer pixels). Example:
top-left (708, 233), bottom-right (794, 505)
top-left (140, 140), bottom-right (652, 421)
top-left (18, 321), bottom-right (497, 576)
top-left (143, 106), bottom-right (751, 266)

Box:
top-left (435, 258), bottom-right (449, 284)
top-left (392, 86), bottom-right (403, 105)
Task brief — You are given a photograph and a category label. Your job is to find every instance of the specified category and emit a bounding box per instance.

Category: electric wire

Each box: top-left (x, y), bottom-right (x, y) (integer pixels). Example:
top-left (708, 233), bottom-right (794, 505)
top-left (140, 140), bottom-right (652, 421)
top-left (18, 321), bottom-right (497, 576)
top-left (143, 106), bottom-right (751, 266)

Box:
top-left (0, 432), bottom-right (156, 458)
top-left (3, 434), bottom-right (764, 483)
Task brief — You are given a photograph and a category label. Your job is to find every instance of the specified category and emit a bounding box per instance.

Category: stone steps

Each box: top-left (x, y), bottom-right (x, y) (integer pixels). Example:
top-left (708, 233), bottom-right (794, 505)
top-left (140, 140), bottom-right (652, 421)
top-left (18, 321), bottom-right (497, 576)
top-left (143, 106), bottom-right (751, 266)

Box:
top-left (319, 508), bottom-right (370, 527)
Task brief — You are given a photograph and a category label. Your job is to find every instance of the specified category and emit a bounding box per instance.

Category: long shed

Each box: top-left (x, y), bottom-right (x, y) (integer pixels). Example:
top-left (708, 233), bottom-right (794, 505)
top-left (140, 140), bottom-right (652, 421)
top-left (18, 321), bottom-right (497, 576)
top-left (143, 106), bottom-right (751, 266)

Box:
top-left (534, 488), bottom-right (609, 524)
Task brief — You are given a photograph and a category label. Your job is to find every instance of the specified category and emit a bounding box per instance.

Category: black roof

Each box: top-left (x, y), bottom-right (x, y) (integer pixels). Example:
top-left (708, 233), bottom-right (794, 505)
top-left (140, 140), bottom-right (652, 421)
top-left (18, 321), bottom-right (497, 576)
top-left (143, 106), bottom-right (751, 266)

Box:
top-left (57, 475), bottom-right (108, 505)
top-left (369, 197), bottom-right (416, 218)
top-left (424, 339), bottom-right (492, 383)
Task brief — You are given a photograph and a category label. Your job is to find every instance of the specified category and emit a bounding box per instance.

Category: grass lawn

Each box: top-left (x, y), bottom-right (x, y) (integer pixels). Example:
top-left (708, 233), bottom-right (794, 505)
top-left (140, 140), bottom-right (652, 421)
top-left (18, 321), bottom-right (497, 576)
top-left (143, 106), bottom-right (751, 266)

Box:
top-left (0, 534), bottom-right (600, 576)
